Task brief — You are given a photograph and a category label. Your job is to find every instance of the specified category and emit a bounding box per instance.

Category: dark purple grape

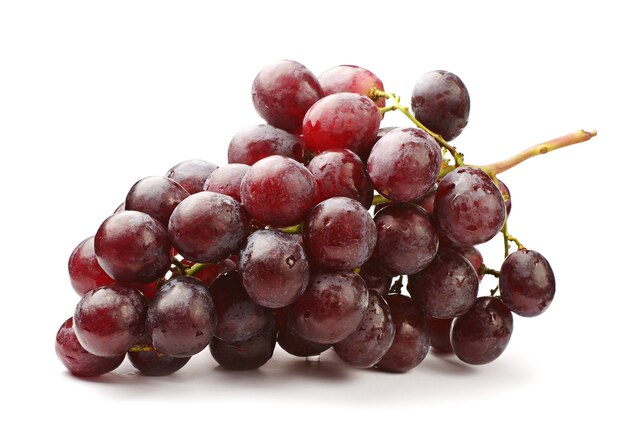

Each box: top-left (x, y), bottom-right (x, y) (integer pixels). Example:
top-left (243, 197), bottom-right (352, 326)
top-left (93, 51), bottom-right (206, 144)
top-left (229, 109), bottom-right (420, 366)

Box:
top-left (68, 236), bottom-right (115, 296)
top-left (56, 317), bottom-right (125, 377)
top-left (410, 70), bottom-right (470, 141)
top-left (125, 176), bottom-right (190, 226)
top-left (426, 316), bottom-right (454, 353)
top-left (499, 249), bottom-right (555, 317)
top-left (240, 155), bottom-right (318, 227)
top-left (416, 183), bottom-right (437, 215)
top-left (168, 192), bottom-right (250, 263)
top-left (128, 335), bottom-right (190, 376)
top-left (209, 271), bottom-right (273, 342)
top-left (303, 197), bottom-right (376, 271)
top-left (497, 178), bottom-right (512, 216)
top-left (146, 276), bottom-right (217, 357)
top-left (192, 259), bottom-right (236, 287)
top-left (358, 260), bottom-right (392, 295)
top-left (451, 296), bottom-right (513, 365)
top-left (238, 229), bottom-right (309, 308)
top-left (334, 291), bottom-right (395, 368)
top-left (318, 64), bottom-right (386, 108)
top-left (302, 93), bottom-right (381, 158)
top-left (227, 124), bottom-right (304, 165)
top-left (95, 211), bottom-right (171, 283)
top-left (372, 203), bottom-right (438, 276)
top-left (275, 309), bottom-right (331, 357)
top-left (210, 317), bottom-right (277, 370)
top-left (376, 294), bottom-right (430, 373)
top-left (251, 60), bottom-right (323, 134)
top-left (290, 271), bottom-right (369, 344)
top-left (73, 285), bottom-right (146, 357)
top-left (453, 246), bottom-right (484, 279)
top-left (434, 166), bottom-right (506, 247)
top-left (407, 248), bottom-right (479, 319)
top-left (203, 163), bottom-right (250, 202)
top-left (165, 159), bottom-right (218, 194)
top-left (307, 148), bottom-right (373, 208)
top-left (368, 128), bottom-right (442, 202)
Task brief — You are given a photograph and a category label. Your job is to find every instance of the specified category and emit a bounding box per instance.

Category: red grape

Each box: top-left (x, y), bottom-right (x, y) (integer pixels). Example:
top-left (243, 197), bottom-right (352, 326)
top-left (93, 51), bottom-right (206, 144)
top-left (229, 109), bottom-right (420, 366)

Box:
top-left (125, 176), bottom-right (190, 227)
top-left (358, 260), bottom-right (392, 295)
top-left (203, 163), bottom-right (250, 202)
top-left (426, 316), bottom-right (454, 353)
top-left (68, 236), bottom-right (115, 296)
top-left (165, 159), bottom-right (218, 194)
top-left (275, 309), bottom-right (331, 357)
top-left (128, 334), bottom-right (190, 376)
top-left (210, 317), bottom-right (277, 370)
top-left (227, 124), bottom-right (304, 165)
top-left (318, 64), bottom-right (386, 108)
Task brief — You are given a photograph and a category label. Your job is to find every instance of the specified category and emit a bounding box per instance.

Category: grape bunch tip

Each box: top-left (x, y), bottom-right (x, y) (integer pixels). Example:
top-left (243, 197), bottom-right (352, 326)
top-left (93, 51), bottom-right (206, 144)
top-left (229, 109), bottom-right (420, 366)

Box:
top-left (58, 59), bottom-right (596, 378)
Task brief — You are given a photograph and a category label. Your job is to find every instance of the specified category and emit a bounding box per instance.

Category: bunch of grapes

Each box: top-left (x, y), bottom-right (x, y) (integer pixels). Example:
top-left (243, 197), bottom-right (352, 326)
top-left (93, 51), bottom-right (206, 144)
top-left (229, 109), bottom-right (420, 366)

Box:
top-left (56, 60), bottom-right (596, 377)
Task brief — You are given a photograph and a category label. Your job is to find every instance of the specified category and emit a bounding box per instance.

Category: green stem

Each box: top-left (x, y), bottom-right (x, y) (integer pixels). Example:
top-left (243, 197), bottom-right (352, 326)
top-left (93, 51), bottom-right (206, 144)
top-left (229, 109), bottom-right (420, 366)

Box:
top-left (372, 194), bottom-right (391, 206)
top-left (501, 220), bottom-right (525, 258)
top-left (490, 286), bottom-right (500, 297)
top-left (187, 262), bottom-right (210, 277)
top-left (172, 257), bottom-right (187, 273)
top-left (279, 223), bottom-right (303, 234)
top-left (479, 264), bottom-right (501, 278)
top-left (128, 345), bottom-right (156, 353)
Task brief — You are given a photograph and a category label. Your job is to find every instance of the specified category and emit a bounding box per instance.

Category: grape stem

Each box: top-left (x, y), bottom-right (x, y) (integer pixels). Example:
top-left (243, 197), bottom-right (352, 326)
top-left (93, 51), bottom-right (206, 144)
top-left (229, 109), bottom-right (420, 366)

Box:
top-left (372, 194), bottom-right (391, 206)
top-left (479, 264), bottom-right (501, 278)
top-left (371, 88), bottom-right (465, 167)
top-left (171, 257), bottom-right (187, 273)
top-left (186, 262), bottom-right (209, 277)
top-left (389, 276), bottom-right (403, 294)
top-left (128, 345), bottom-right (156, 353)
top-left (477, 129), bottom-right (597, 176)
top-left (279, 223), bottom-right (303, 234)
top-left (501, 220), bottom-right (525, 258)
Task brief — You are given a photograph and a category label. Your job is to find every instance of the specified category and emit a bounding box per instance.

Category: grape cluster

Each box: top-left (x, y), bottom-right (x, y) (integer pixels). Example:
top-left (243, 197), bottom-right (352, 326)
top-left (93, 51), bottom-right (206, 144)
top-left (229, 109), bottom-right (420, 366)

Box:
top-left (57, 60), bottom-right (592, 378)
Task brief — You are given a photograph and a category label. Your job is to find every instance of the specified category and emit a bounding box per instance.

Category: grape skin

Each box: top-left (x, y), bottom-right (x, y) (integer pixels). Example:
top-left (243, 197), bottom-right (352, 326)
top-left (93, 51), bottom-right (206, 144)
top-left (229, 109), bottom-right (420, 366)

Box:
top-left (68, 236), bottom-right (114, 296)
top-left (227, 124), bottom-right (304, 165)
top-left (165, 159), bottom-right (218, 194)
top-left (275, 308), bottom-right (331, 357)
top-left (128, 334), bottom-right (190, 376)
top-left (203, 163), bottom-right (250, 203)
top-left (125, 176), bottom-right (190, 227)
top-left (318, 64), bottom-right (386, 108)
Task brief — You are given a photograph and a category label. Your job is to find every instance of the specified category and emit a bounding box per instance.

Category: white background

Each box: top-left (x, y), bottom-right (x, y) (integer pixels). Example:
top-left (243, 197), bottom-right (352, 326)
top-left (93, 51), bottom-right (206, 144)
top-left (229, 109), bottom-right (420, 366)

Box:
top-left (1, 1), bottom-right (623, 431)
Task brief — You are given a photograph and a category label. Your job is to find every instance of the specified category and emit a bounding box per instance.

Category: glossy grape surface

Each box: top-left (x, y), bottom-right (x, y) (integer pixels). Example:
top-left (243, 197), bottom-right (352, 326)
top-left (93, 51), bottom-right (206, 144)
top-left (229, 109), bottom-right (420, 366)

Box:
top-left (203, 163), bottom-right (250, 203)
top-left (451, 297), bottom-right (513, 365)
top-left (358, 260), bottom-right (392, 295)
top-left (318, 65), bottom-right (386, 108)
top-left (367, 127), bottom-right (442, 202)
top-left (56, 317), bottom-right (125, 377)
top-left (410, 70), bottom-right (470, 141)
top-left (165, 159), bottom-right (218, 194)
top-left (68, 236), bottom-right (114, 296)
top-left (275, 309), bottom-right (331, 357)
top-left (434, 167), bottom-right (506, 247)
top-left (372, 203), bottom-right (438, 276)
top-left (169, 192), bottom-right (249, 263)
top-left (209, 271), bottom-right (273, 342)
top-left (497, 178), bottom-right (512, 216)
top-left (228, 124), bottom-right (304, 165)
top-left (499, 249), bottom-right (555, 317)
top-left (240, 155), bottom-right (318, 227)
top-left (334, 290), bottom-right (395, 368)
top-left (210, 317), bottom-right (277, 370)
top-left (376, 294), bottom-right (430, 373)
top-left (125, 176), bottom-right (190, 226)
top-left (407, 248), bottom-right (479, 319)
top-left (426, 316), bottom-right (454, 353)
top-left (307, 148), bottom-right (373, 208)
top-left (128, 335), bottom-right (190, 376)
top-left (146, 276), bottom-right (217, 357)
top-left (290, 271), bottom-right (369, 344)
top-left (251, 60), bottom-right (323, 133)
top-left (302, 93), bottom-right (381, 158)
top-left (303, 197), bottom-right (376, 271)
top-left (73, 285), bottom-right (146, 357)
top-left (238, 229), bottom-right (309, 308)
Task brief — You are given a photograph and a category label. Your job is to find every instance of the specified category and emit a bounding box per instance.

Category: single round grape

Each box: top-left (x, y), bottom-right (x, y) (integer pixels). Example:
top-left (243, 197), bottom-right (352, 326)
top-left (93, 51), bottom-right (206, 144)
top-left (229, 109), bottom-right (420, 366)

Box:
top-left (146, 276), bottom-right (217, 357)
top-left (497, 178), bottom-right (512, 216)
top-left (290, 271), bottom-right (369, 344)
top-left (95, 211), bottom-right (171, 283)
top-left (372, 203), bottom-right (438, 276)
top-left (426, 316), bottom-right (454, 353)
top-left (334, 290), bottom-right (395, 368)
top-left (499, 249), bottom-right (555, 317)
top-left (453, 245), bottom-right (484, 280)
top-left (240, 155), bottom-right (318, 227)
top-left (302, 93), bottom-right (381, 158)
top-left (407, 248), bottom-right (479, 319)
top-left (169, 191), bottom-right (250, 263)
top-left (410, 70), bottom-right (470, 141)
top-left (56, 317), bottom-right (125, 377)
top-left (68, 236), bottom-right (115, 296)
top-left (416, 183), bottom-right (438, 215)
top-left (451, 296), bottom-right (513, 365)
top-left (165, 159), bottom-right (218, 194)
top-left (367, 127), bottom-right (442, 202)
top-left (358, 260), bottom-right (392, 295)
top-left (238, 229), bottom-right (309, 308)
top-left (127, 335), bottom-right (190, 376)
top-left (275, 309), bottom-right (331, 357)
top-left (318, 65), bottom-right (386, 108)
top-left (376, 294), bottom-right (430, 373)
top-left (203, 163), bottom-right (250, 202)
top-left (303, 197), bottom-right (376, 271)
top-left (227, 124), bottom-right (304, 165)
top-left (73, 285), bottom-right (146, 357)
top-left (434, 166), bottom-right (506, 247)
top-left (307, 148), bottom-right (373, 208)
top-left (210, 317), bottom-right (277, 371)
top-left (125, 176), bottom-right (190, 227)
top-left (209, 271), bottom-right (273, 342)
top-left (251, 60), bottom-right (323, 133)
